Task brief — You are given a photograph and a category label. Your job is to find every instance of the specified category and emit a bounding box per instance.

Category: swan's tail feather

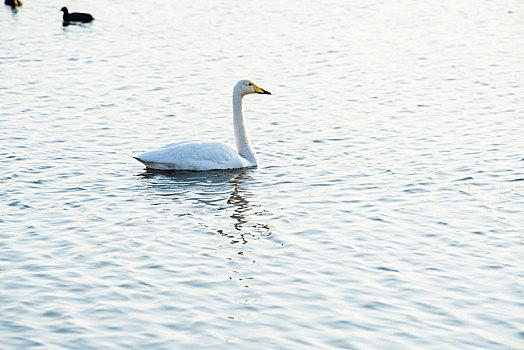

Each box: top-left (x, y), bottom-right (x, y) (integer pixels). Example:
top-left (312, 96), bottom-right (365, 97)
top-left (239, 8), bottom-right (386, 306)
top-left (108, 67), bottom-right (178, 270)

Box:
top-left (133, 156), bottom-right (180, 170)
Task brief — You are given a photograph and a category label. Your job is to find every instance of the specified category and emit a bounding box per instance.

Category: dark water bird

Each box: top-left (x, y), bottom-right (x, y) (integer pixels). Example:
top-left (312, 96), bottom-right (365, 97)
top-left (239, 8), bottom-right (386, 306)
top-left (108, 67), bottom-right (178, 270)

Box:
top-left (5, 0), bottom-right (23, 8)
top-left (60, 7), bottom-right (94, 24)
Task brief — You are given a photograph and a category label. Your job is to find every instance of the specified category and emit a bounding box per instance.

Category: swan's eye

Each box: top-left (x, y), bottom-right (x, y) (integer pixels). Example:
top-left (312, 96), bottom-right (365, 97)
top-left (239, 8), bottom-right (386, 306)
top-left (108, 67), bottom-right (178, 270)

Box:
top-left (248, 83), bottom-right (253, 86)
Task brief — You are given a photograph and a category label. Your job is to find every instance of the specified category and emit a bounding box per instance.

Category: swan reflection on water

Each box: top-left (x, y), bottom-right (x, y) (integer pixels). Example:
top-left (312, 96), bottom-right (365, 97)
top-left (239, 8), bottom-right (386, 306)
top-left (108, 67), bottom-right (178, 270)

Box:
top-left (136, 168), bottom-right (272, 243)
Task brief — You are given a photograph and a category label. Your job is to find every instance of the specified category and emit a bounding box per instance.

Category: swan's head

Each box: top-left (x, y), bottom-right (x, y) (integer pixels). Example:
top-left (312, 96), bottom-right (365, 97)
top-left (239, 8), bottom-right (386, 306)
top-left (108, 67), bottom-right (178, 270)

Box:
top-left (234, 80), bottom-right (271, 97)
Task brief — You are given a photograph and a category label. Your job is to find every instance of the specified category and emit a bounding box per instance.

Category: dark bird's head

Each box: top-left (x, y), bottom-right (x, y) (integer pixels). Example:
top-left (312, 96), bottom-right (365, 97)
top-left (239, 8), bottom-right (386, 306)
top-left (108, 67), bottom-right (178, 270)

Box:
top-left (60, 7), bottom-right (68, 14)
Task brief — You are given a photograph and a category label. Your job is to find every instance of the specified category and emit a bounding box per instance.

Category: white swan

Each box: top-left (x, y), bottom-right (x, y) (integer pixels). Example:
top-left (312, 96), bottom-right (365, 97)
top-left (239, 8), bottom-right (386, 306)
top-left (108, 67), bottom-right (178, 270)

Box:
top-left (134, 80), bottom-right (271, 171)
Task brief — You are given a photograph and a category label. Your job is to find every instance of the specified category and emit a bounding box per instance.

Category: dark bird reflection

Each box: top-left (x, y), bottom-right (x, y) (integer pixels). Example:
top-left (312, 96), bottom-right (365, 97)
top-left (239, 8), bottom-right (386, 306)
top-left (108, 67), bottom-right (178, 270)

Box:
top-left (137, 168), bottom-right (272, 244)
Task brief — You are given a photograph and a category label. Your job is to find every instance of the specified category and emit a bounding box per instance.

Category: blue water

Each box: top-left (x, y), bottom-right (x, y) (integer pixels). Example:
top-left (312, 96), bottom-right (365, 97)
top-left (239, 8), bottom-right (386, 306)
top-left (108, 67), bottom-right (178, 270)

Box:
top-left (1, 0), bottom-right (523, 348)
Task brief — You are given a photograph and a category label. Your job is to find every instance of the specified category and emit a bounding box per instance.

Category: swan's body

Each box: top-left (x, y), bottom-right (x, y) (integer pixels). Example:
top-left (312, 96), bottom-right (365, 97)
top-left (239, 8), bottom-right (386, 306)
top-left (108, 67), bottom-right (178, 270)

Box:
top-left (135, 80), bottom-right (271, 171)
top-left (134, 141), bottom-right (252, 171)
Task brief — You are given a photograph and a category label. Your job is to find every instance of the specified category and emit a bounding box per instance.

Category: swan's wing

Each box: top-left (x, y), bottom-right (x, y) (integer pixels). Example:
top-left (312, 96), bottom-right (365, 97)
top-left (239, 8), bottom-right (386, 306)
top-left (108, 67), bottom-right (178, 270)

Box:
top-left (158, 141), bottom-right (192, 150)
top-left (136, 141), bottom-right (251, 171)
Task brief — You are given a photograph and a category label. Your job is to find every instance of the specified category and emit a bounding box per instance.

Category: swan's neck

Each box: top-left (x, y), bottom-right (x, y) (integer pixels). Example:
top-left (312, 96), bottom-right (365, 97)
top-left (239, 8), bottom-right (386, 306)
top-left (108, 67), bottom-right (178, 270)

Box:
top-left (232, 93), bottom-right (257, 165)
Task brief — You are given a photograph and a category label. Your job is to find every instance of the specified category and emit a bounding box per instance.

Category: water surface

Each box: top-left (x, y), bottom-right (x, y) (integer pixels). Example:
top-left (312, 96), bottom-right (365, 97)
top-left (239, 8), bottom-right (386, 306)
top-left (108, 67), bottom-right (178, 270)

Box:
top-left (1, 0), bottom-right (523, 348)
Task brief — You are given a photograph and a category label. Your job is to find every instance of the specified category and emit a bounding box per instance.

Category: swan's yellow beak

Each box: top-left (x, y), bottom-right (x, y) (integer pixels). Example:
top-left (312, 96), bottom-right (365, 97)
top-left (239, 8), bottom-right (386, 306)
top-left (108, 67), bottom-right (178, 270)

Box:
top-left (253, 83), bottom-right (271, 95)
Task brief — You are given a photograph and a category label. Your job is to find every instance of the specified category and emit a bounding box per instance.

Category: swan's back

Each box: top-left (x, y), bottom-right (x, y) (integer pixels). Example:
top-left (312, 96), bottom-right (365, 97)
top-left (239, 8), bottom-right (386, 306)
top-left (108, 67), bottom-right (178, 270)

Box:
top-left (135, 141), bottom-right (253, 171)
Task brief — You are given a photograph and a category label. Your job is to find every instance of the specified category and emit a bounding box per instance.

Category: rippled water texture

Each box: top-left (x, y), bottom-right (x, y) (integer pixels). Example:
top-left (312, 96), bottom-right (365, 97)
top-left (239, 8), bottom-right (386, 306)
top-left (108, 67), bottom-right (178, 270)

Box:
top-left (1, 0), bottom-right (523, 348)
